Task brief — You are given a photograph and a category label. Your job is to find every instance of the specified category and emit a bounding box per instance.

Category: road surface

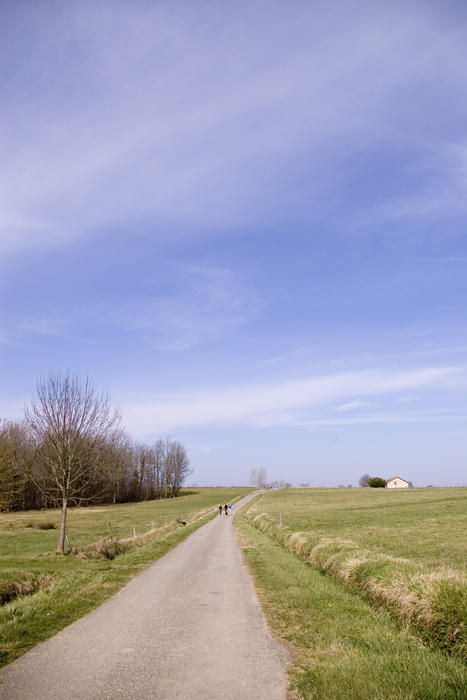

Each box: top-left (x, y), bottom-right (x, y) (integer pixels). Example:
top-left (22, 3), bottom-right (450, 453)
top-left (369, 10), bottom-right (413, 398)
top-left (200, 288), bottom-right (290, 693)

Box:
top-left (0, 495), bottom-right (289, 699)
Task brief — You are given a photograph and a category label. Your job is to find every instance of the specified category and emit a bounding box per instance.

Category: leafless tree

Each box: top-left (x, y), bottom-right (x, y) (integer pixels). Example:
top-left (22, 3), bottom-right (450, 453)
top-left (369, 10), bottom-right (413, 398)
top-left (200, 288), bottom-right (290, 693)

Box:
top-left (268, 480), bottom-right (291, 489)
top-left (249, 468), bottom-right (268, 488)
top-left (152, 438), bottom-right (167, 498)
top-left (104, 429), bottom-right (133, 503)
top-left (359, 473), bottom-right (371, 487)
top-left (0, 420), bottom-right (36, 511)
top-left (25, 372), bottom-right (121, 553)
top-left (165, 441), bottom-right (191, 497)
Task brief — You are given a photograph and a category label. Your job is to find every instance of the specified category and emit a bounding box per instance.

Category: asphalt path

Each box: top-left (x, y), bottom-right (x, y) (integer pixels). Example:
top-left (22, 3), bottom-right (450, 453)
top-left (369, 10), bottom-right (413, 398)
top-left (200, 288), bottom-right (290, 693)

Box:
top-left (0, 495), bottom-right (289, 699)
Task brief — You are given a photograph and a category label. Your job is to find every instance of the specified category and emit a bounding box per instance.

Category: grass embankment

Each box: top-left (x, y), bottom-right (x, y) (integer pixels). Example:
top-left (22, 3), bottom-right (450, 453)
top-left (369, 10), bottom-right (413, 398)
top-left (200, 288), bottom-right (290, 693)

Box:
top-left (0, 488), bottom-right (249, 666)
top-left (236, 517), bottom-right (467, 699)
top-left (244, 488), bottom-right (467, 661)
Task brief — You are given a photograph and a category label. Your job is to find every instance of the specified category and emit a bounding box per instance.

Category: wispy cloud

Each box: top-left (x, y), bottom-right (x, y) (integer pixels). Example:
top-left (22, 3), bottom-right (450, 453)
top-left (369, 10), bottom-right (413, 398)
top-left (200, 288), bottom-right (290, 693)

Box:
top-left (0, 316), bottom-right (94, 347)
top-left (337, 399), bottom-right (368, 412)
top-left (2, 2), bottom-right (466, 259)
top-left (105, 264), bottom-right (259, 350)
top-left (259, 347), bottom-right (307, 366)
top-left (303, 411), bottom-right (467, 429)
top-left (120, 365), bottom-right (462, 434)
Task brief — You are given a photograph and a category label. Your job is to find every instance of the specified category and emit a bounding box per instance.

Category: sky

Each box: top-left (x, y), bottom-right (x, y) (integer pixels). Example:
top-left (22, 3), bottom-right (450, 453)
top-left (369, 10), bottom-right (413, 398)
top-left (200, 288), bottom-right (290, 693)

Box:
top-left (1, 0), bottom-right (467, 487)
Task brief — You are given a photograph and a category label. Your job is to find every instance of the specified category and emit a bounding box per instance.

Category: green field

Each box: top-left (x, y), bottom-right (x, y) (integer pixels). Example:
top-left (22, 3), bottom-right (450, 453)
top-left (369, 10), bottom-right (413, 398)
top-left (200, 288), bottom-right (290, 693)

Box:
top-left (237, 487), bottom-right (467, 699)
top-left (246, 487), bottom-right (467, 567)
top-left (0, 488), bottom-right (250, 666)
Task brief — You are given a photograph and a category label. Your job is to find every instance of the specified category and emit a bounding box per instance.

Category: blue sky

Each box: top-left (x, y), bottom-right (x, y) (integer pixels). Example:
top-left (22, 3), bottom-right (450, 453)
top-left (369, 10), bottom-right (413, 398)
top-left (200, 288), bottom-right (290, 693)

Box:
top-left (1, 0), bottom-right (467, 486)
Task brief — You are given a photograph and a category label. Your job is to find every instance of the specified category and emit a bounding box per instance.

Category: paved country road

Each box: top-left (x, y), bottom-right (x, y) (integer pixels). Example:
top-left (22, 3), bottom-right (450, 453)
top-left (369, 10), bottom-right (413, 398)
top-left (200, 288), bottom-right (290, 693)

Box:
top-left (0, 495), bottom-right (289, 699)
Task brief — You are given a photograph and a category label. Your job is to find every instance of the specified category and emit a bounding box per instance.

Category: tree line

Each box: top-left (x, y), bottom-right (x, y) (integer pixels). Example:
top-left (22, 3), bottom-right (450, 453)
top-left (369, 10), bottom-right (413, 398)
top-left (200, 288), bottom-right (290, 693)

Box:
top-left (0, 372), bottom-right (191, 551)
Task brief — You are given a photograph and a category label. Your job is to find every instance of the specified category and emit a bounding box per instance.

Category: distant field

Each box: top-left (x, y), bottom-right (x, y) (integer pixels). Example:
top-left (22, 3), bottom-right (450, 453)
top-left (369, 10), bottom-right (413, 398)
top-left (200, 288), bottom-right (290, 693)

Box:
top-left (237, 487), bottom-right (467, 698)
top-left (0, 488), bottom-right (250, 666)
top-left (247, 487), bottom-right (467, 567)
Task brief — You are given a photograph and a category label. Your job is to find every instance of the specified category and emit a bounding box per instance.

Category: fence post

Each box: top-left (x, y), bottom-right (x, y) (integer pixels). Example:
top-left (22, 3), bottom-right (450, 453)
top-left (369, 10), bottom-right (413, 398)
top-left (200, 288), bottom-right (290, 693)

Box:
top-left (279, 512), bottom-right (282, 528)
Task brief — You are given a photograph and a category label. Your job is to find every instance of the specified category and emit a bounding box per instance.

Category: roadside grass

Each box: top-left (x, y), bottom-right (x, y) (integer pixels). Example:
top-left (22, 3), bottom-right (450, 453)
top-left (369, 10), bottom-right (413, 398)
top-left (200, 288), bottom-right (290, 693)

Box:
top-left (0, 488), bottom-right (249, 666)
top-left (244, 488), bottom-right (467, 660)
top-left (236, 518), bottom-right (467, 700)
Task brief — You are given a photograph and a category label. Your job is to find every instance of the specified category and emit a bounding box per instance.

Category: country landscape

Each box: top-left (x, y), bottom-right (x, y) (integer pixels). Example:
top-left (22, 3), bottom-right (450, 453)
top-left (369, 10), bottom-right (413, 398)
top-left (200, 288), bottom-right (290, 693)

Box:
top-left (2, 1), bottom-right (467, 698)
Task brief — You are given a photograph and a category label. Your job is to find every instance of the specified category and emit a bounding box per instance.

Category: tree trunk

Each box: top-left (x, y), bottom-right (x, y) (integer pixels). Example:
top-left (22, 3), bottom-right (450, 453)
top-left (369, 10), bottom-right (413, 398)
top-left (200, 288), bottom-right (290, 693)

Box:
top-left (58, 498), bottom-right (67, 553)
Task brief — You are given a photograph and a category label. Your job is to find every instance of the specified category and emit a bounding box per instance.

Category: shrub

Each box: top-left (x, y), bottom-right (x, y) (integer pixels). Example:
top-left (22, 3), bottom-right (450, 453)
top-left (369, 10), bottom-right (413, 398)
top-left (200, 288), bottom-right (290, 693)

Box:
top-left (368, 477), bottom-right (387, 488)
top-left (74, 538), bottom-right (129, 560)
top-left (25, 521), bottom-right (56, 530)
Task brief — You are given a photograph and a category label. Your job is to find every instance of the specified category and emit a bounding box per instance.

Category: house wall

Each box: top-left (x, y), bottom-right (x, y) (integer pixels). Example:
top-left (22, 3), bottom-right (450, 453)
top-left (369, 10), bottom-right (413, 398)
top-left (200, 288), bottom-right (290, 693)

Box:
top-left (387, 478), bottom-right (409, 488)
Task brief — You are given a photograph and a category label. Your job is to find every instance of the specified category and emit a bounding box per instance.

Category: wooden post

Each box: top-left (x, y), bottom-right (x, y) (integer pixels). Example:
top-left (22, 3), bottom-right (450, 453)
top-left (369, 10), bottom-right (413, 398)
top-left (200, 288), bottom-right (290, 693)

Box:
top-left (279, 512), bottom-right (282, 528)
top-left (133, 528), bottom-right (136, 538)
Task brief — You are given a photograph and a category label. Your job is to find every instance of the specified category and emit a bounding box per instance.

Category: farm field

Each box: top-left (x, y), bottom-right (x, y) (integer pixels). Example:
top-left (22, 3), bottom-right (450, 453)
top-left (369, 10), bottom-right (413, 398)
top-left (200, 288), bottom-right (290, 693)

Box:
top-left (0, 488), bottom-right (250, 666)
top-left (246, 487), bottom-right (467, 567)
top-left (237, 488), bottom-right (467, 698)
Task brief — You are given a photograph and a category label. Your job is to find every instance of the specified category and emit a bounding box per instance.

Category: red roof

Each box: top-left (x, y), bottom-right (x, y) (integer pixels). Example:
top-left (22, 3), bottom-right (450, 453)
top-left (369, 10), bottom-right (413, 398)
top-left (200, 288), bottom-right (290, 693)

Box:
top-left (386, 476), bottom-right (407, 483)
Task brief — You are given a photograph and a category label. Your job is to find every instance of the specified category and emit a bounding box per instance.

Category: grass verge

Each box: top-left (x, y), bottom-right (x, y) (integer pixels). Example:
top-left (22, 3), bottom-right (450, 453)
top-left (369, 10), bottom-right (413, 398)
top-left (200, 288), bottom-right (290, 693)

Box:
top-left (248, 512), bottom-right (466, 660)
top-left (0, 488), bottom-right (249, 666)
top-left (235, 517), bottom-right (467, 700)
top-left (244, 489), bottom-right (467, 661)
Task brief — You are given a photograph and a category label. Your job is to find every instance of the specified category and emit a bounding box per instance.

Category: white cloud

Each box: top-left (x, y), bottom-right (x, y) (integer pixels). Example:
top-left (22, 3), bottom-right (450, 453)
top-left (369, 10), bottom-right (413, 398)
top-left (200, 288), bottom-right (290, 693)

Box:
top-left (337, 399), bottom-right (368, 412)
top-left (120, 365), bottom-right (462, 435)
top-left (260, 348), bottom-right (307, 366)
top-left (304, 411), bottom-right (467, 429)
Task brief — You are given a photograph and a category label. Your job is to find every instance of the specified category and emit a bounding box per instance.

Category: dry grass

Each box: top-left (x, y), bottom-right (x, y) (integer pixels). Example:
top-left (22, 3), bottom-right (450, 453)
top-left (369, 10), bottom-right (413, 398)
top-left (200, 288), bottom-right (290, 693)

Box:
top-left (0, 574), bottom-right (52, 605)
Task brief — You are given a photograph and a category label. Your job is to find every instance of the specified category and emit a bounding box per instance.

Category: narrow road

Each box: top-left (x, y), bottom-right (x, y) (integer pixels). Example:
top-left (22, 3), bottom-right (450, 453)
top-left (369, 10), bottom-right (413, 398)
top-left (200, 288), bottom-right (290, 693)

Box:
top-left (0, 495), bottom-right (289, 699)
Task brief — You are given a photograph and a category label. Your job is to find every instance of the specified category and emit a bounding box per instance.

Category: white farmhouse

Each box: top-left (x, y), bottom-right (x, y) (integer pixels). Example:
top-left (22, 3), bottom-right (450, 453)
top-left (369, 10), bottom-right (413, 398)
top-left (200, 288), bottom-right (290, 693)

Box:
top-left (386, 476), bottom-right (409, 489)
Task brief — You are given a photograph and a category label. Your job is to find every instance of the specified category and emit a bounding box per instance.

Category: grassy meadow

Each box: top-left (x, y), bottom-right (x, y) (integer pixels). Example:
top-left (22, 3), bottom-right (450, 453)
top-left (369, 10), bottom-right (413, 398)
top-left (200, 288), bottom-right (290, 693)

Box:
top-left (0, 487), bottom-right (249, 666)
top-left (246, 487), bottom-right (467, 567)
top-left (236, 487), bottom-right (467, 699)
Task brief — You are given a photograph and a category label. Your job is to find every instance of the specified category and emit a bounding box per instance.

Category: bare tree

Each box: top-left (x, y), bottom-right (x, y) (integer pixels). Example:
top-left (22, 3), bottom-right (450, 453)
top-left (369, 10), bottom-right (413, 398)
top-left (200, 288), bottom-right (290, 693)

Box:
top-left (0, 420), bottom-right (24, 511)
top-left (25, 372), bottom-right (121, 553)
top-left (249, 468), bottom-right (268, 488)
top-left (268, 480), bottom-right (291, 489)
top-left (359, 473), bottom-right (371, 487)
top-left (104, 429), bottom-right (132, 504)
top-left (152, 438), bottom-right (167, 499)
top-left (165, 441), bottom-right (191, 497)
top-left (134, 443), bottom-right (152, 501)
top-left (0, 420), bottom-right (36, 511)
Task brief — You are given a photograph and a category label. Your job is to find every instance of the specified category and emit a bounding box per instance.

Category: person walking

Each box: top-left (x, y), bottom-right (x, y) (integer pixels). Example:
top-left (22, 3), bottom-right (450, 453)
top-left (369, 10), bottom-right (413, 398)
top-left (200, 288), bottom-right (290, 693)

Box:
top-left (228, 503), bottom-right (232, 515)
top-left (224, 504), bottom-right (228, 516)
top-left (219, 504), bottom-right (223, 516)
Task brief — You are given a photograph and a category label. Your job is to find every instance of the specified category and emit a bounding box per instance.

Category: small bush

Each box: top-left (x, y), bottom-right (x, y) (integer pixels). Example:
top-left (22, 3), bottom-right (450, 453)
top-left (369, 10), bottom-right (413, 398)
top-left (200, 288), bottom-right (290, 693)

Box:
top-left (74, 538), bottom-right (129, 560)
top-left (37, 522), bottom-right (56, 530)
top-left (25, 521), bottom-right (56, 530)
